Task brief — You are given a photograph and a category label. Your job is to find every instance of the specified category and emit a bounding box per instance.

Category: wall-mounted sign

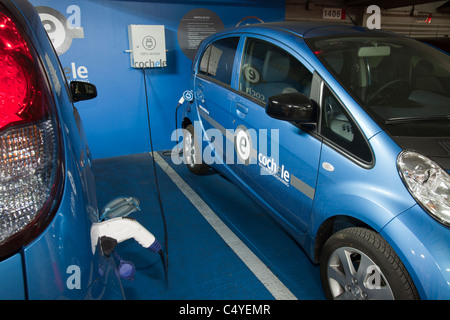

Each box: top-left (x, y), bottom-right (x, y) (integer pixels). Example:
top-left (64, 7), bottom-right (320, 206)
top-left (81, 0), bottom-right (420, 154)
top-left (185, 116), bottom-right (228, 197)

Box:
top-left (415, 13), bottom-right (432, 23)
top-left (323, 8), bottom-right (346, 20)
top-left (177, 8), bottom-right (224, 60)
top-left (128, 25), bottom-right (167, 68)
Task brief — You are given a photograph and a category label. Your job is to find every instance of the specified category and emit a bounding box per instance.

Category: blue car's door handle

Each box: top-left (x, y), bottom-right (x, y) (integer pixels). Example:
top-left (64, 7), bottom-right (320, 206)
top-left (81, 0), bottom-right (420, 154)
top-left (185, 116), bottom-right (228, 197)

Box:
top-left (236, 103), bottom-right (249, 117)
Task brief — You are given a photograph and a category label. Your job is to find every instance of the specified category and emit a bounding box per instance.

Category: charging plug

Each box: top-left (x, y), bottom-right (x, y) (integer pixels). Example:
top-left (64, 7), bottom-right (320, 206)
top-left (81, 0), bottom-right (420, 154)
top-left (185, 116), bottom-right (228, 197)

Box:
top-left (91, 217), bottom-right (161, 254)
top-left (180, 90), bottom-right (194, 105)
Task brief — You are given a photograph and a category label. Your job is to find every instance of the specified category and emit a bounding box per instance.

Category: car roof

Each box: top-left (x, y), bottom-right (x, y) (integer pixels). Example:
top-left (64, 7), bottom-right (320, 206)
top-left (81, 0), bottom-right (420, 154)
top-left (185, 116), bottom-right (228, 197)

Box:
top-left (221, 21), bottom-right (393, 39)
top-left (417, 37), bottom-right (450, 54)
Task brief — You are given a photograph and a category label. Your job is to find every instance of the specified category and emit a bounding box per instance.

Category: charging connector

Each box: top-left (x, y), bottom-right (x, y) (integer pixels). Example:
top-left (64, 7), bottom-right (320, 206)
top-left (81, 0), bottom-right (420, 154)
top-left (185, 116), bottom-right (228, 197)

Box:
top-left (174, 90), bottom-right (195, 157)
top-left (91, 217), bottom-right (161, 255)
top-left (91, 217), bottom-right (168, 283)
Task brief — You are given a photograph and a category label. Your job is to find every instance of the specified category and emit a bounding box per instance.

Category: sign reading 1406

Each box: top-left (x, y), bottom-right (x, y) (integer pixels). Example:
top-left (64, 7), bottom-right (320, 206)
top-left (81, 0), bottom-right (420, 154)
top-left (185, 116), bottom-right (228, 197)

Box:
top-left (323, 8), bottom-right (346, 20)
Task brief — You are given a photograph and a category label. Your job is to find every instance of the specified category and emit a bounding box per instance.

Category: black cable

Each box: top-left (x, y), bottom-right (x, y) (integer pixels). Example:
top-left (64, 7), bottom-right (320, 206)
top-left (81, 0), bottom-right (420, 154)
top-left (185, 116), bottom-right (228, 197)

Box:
top-left (142, 68), bottom-right (169, 285)
top-left (175, 101), bottom-right (184, 158)
top-left (158, 249), bottom-right (168, 288)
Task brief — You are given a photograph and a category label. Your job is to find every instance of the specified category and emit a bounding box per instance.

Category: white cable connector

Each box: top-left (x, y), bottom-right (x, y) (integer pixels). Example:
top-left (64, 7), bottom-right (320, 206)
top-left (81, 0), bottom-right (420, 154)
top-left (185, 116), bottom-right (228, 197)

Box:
top-left (180, 90), bottom-right (194, 104)
top-left (90, 217), bottom-right (160, 254)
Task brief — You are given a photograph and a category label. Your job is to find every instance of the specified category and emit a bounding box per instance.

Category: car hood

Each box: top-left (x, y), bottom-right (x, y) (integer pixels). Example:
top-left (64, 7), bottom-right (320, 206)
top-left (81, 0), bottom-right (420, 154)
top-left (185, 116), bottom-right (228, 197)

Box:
top-left (394, 136), bottom-right (450, 172)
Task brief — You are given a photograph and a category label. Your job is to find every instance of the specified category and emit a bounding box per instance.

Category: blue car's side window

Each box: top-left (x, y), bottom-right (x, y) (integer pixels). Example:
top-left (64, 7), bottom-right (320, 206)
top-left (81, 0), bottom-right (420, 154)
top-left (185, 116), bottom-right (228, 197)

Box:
top-left (321, 84), bottom-right (373, 164)
top-left (239, 38), bottom-right (312, 104)
top-left (198, 37), bottom-right (239, 86)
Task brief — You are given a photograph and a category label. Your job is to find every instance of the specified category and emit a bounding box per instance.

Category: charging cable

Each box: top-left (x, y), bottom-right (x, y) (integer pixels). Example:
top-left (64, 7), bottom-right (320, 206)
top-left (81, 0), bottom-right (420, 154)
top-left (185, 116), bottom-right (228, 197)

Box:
top-left (142, 68), bottom-right (169, 284)
top-left (173, 90), bottom-right (194, 158)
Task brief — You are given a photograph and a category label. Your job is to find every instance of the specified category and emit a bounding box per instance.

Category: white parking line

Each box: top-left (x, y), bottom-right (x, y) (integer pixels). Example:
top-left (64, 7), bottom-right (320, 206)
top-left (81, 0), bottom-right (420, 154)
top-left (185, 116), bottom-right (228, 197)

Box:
top-left (151, 152), bottom-right (298, 300)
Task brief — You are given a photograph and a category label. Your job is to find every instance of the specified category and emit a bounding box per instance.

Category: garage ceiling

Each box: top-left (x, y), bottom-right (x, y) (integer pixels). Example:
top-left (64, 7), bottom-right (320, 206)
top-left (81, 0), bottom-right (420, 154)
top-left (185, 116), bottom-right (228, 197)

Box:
top-left (344, 0), bottom-right (446, 10)
top-left (436, 1), bottom-right (450, 12)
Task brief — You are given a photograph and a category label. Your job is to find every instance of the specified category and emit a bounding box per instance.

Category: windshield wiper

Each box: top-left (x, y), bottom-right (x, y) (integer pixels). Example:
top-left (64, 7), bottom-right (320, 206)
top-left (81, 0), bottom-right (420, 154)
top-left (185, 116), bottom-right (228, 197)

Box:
top-left (385, 115), bottom-right (450, 125)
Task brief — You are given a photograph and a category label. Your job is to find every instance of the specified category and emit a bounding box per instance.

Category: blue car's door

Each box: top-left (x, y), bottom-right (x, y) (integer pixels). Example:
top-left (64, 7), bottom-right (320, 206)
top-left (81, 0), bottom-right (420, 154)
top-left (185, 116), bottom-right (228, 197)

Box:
top-left (227, 37), bottom-right (322, 233)
top-left (193, 37), bottom-right (240, 163)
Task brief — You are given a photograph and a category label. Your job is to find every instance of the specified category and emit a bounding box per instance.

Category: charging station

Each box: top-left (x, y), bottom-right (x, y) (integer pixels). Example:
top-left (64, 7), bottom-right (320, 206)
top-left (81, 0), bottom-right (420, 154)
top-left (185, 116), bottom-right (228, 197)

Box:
top-left (128, 24), bottom-right (167, 69)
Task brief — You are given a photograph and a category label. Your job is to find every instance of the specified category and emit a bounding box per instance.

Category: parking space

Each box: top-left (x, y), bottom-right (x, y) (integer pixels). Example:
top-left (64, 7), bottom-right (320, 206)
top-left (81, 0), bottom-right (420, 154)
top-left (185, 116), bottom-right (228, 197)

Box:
top-left (93, 152), bottom-right (325, 300)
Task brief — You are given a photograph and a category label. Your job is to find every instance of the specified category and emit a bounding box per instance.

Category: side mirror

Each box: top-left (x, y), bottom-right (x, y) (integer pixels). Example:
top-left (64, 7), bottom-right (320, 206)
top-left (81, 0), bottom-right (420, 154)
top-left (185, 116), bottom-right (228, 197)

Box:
top-left (70, 81), bottom-right (97, 102)
top-left (266, 92), bottom-right (317, 123)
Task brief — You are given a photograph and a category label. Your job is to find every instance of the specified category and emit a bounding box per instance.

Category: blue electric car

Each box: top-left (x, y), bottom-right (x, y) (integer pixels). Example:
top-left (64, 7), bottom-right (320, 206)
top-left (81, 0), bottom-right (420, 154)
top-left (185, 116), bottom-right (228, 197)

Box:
top-left (0, 0), bottom-right (125, 299)
top-left (180, 22), bottom-right (450, 300)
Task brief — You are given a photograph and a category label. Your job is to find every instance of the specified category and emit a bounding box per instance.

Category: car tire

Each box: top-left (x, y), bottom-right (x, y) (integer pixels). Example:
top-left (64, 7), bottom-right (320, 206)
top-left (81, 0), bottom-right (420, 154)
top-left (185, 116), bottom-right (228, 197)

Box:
top-left (183, 124), bottom-right (209, 175)
top-left (320, 227), bottom-right (420, 300)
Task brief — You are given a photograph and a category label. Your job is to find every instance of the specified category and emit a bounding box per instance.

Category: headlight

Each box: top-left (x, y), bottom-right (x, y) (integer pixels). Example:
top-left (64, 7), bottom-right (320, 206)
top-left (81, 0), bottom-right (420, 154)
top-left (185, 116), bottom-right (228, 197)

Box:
top-left (397, 150), bottom-right (450, 226)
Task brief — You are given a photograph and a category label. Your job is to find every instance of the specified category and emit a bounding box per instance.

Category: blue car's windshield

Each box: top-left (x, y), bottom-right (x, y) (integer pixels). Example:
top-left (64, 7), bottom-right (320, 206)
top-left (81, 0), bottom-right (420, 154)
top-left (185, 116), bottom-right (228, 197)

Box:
top-left (307, 34), bottom-right (450, 137)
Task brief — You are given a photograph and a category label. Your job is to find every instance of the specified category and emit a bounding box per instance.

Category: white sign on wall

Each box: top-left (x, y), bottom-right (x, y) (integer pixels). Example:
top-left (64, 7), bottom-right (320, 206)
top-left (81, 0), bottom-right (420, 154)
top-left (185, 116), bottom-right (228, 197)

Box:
top-left (128, 25), bottom-right (167, 69)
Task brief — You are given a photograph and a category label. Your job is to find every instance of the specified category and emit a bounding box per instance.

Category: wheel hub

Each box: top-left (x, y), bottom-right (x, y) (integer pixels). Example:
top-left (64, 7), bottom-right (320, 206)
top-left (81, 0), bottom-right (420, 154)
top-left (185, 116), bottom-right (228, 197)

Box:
top-left (345, 278), bottom-right (368, 300)
top-left (327, 246), bottom-right (394, 300)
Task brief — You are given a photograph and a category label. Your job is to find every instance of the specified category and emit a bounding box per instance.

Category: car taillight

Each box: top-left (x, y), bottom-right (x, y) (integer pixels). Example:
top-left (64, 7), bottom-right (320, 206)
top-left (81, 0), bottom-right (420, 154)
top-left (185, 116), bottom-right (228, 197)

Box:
top-left (0, 6), bottom-right (61, 258)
